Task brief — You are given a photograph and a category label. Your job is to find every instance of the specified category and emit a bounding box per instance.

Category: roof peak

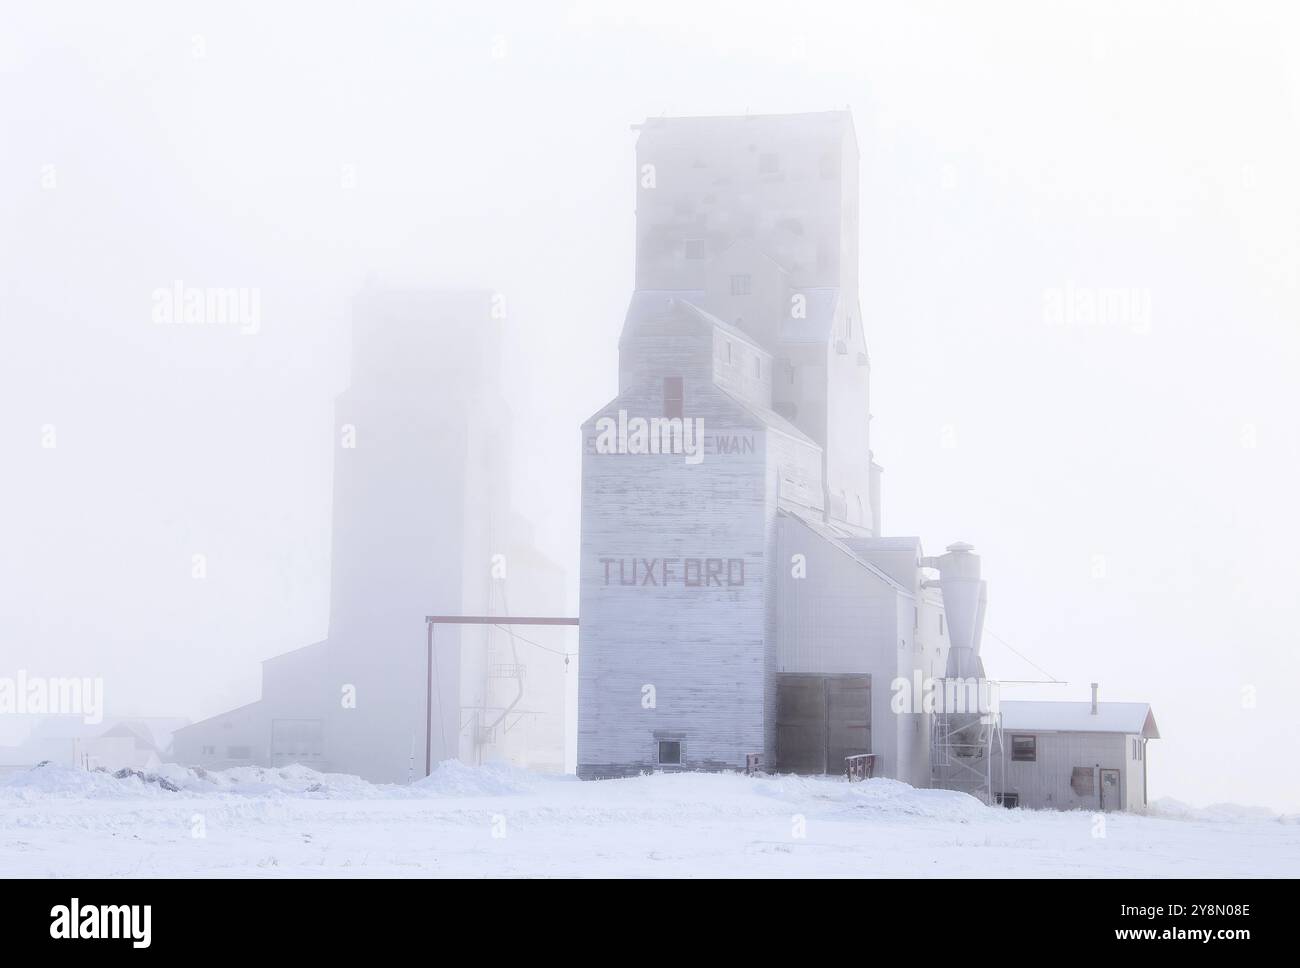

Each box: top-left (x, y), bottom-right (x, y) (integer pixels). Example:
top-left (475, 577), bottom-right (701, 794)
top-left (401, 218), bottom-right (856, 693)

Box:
top-left (635, 109), bottom-right (853, 128)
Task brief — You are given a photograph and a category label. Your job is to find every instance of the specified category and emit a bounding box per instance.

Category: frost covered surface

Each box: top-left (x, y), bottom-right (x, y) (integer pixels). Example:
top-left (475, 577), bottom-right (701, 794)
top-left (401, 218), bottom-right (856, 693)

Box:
top-left (2, 763), bottom-right (1297, 877)
top-left (1148, 797), bottom-right (1299, 825)
top-left (0, 760), bottom-right (538, 801)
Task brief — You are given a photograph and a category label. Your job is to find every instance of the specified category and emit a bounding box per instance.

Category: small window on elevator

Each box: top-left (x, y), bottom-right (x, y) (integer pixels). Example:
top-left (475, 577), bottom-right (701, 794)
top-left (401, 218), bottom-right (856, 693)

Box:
top-left (663, 377), bottom-right (683, 419)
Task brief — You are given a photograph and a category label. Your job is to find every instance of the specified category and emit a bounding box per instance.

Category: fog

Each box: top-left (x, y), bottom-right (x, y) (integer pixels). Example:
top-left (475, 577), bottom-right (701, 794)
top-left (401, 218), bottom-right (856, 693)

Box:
top-left (2, 1), bottom-right (1297, 809)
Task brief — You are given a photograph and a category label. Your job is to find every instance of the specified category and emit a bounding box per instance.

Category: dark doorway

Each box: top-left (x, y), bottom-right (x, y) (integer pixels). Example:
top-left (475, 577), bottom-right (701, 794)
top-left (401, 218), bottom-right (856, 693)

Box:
top-left (775, 673), bottom-right (871, 774)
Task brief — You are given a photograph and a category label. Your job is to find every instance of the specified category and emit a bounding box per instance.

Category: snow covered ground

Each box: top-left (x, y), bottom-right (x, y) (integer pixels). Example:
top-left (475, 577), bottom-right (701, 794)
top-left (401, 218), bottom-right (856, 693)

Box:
top-left (2, 762), bottom-right (1296, 877)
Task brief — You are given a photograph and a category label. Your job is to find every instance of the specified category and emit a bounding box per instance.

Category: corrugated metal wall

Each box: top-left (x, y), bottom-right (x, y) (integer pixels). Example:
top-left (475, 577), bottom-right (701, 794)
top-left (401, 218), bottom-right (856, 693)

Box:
top-left (992, 731), bottom-right (1134, 810)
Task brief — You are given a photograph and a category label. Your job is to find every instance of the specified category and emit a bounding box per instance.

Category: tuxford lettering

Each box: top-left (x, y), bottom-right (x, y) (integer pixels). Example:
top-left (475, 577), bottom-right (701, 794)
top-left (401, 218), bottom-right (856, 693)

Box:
top-left (50, 898), bottom-right (151, 949)
top-left (593, 409), bottom-right (705, 465)
top-left (599, 556), bottom-right (746, 587)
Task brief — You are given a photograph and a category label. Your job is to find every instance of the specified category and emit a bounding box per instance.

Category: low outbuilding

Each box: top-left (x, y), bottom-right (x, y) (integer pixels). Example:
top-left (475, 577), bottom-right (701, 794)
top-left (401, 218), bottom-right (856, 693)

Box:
top-left (993, 689), bottom-right (1159, 811)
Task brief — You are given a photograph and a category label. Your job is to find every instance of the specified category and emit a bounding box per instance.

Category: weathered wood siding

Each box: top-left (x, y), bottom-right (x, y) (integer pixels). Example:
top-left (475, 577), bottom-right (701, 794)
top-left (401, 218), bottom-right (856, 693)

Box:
top-left (578, 375), bottom-right (771, 777)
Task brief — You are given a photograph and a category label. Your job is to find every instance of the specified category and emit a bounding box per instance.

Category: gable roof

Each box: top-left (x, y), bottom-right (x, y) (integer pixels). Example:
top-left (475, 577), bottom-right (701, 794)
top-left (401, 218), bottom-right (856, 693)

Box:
top-left (171, 701), bottom-right (262, 736)
top-left (622, 289), bottom-right (766, 355)
top-left (99, 721), bottom-right (162, 752)
top-left (633, 110), bottom-right (856, 153)
top-left (626, 286), bottom-right (847, 352)
top-left (715, 386), bottom-right (817, 447)
top-left (262, 638), bottom-right (327, 668)
top-left (623, 288), bottom-right (704, 330)
top-left (779, 508), bottom-right (911, 595)
top-left (1000, 701), bottom-right (1159, 738)
top-left (582, 372), bottom-right (817, 448)
top-left (611, 291), bottom-right (816, 447)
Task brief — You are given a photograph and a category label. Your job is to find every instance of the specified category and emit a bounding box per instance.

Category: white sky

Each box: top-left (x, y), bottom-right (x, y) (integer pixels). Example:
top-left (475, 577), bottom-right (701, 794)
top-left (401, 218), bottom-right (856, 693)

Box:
top-left (2, 0), bottom-right (1297, 810)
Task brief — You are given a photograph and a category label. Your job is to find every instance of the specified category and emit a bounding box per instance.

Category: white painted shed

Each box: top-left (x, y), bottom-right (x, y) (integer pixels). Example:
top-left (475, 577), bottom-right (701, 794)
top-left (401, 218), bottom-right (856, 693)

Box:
top-left (993, 699), bottom-right (1159, 812)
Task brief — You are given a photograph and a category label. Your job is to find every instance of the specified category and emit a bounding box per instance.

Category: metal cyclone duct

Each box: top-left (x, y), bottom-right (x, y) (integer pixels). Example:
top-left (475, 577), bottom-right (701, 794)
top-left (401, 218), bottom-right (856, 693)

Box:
top-left (925, 543), bottom-right (998, 790)
top-left (972, 577), bottom-right (988, 680)
top-left (927, 542), bottom-right (984, 680)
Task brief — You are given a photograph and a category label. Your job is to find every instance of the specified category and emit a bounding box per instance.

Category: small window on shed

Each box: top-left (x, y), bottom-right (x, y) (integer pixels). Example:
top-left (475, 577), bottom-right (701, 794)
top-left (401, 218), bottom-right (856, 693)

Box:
top-left (1011, 735), bottom-right (1036, 762)
top-left (684, 238), bottom-right (705, 260)
top-left (1071, 766), bottom-right (1095, 796)
top-left (658, 740), bottom-right (681, 765)
top-left (730, 273), bottom-right (752, 296)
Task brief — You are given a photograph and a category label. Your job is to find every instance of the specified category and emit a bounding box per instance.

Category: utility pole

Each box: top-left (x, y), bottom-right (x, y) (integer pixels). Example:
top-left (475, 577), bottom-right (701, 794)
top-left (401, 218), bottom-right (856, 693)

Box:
top-left (425, 621), bottom-right (434, 777)
top-left (423, 615), bottom-right (579, 778)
